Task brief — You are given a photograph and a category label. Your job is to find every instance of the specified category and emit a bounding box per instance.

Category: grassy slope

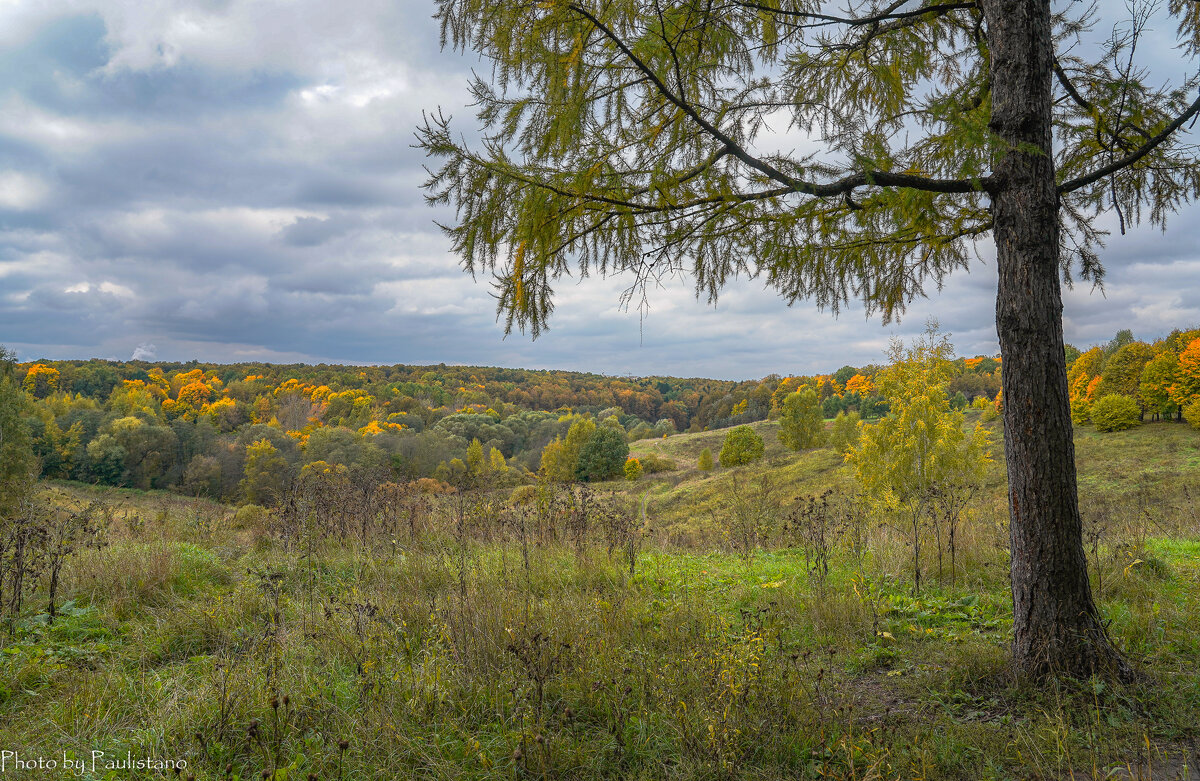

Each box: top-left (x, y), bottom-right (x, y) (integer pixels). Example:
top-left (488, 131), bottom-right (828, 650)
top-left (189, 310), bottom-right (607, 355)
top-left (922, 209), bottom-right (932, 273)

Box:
top-left (1, 421), bottom-right (1199, 780)
top-left (625, 420), bottom-right (854, 543)
top-left (625, 416), bottom-right (1200, 542)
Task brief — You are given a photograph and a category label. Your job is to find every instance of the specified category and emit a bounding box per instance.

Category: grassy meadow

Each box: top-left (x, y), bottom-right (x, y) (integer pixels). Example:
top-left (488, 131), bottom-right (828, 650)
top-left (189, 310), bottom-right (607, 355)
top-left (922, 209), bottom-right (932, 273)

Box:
top-left (2, 417), bottom-right (1200, 780)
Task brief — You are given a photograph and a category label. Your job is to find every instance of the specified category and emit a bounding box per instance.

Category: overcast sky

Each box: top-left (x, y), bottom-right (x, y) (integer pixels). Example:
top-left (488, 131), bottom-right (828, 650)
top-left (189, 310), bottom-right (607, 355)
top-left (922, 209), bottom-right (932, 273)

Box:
top-left (1, 1), bottom-right (1197, 380)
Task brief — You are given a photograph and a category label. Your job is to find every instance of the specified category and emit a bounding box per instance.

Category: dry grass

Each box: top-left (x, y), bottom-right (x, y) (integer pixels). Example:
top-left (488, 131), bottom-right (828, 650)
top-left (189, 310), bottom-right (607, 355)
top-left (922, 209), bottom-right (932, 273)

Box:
top-left (0, 420), bottom-right (1197, 780)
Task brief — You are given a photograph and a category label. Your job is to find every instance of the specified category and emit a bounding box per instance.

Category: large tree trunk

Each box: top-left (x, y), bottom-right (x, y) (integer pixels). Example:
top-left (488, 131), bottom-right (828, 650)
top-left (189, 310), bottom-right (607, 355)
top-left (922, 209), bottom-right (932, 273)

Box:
top-left (980, 0), bottom-right (1131, 680)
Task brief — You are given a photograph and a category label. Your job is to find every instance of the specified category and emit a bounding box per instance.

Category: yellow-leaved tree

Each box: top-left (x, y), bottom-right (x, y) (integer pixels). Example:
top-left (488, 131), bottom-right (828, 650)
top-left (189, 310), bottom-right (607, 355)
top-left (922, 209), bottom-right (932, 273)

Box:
top-left (848, 322), bottom-right (991, 592)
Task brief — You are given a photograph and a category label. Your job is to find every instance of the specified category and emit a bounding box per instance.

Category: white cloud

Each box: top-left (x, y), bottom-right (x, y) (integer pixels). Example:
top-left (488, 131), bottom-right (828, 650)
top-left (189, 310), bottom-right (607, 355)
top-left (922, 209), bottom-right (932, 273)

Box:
top-left (131, 342), bottom-right (157, 360)
top-left (0, 0), bottom-right (1197, 377)
top-left (98, 281), bottom-right (134, 297)
top-left (0, 171), bottom-right (51, 210)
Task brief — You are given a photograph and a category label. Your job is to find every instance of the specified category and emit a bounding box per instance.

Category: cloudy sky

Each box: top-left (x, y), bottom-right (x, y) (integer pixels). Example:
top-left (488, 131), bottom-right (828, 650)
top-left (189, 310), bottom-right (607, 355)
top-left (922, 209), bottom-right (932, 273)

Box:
top-left (1, 1), bottom-right (1197, 380)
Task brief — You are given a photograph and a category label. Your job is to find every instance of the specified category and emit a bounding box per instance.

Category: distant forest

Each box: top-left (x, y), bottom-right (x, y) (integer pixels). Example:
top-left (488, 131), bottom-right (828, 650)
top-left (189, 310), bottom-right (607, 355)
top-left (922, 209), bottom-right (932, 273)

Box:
top-left (7, 323), bottom-right (1197, 503)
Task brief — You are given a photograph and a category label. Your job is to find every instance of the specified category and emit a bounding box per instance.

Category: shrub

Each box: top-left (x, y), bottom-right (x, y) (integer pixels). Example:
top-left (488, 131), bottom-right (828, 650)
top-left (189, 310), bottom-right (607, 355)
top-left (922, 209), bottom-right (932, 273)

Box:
top-left (413, 477), bottom-right (455, 494)
top-left (1183, 398), bottom-right (1200, 430)
top-left (1091, 394), bottom-right (1141, 432)
top-left (623, 458), bottom-right (643, 481)
top-left (639, 453), bottom-right (677, 473)
top-left (233, 504), bottom-right (268, 529)
top-left (510, 484), bottom-right (537, 505)
top-left (697, 448), bottom-right (714, 471)
top-left (718, 426), bottom-right (764, 467)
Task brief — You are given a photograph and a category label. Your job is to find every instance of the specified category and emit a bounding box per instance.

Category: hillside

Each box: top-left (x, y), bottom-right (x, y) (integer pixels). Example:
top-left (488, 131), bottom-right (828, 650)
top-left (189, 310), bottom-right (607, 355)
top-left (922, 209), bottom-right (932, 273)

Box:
top-left (0, 420), bottom-right (1197, 780)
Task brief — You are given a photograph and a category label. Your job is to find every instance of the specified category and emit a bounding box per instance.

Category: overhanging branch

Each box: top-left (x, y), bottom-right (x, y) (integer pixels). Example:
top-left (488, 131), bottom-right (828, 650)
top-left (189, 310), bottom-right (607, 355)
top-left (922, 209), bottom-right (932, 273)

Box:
top-left (1059, 91), bottom-right (1200, 194)
top-left (567, 2), bottom-right (990, 197)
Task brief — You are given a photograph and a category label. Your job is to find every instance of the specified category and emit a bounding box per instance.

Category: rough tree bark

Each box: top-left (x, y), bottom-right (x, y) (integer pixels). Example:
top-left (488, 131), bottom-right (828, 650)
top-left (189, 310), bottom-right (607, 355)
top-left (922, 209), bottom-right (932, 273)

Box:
top-left (980, 0), bottom-right (1132, 680)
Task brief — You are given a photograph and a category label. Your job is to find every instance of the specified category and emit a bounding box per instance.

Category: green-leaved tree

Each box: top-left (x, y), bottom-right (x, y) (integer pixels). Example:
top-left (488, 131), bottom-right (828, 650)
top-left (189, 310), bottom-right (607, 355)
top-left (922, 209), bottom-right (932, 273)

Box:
top-left (575, 426), bottom-right (630, 481)
top-left (718, 426), bottom-right (765, 467)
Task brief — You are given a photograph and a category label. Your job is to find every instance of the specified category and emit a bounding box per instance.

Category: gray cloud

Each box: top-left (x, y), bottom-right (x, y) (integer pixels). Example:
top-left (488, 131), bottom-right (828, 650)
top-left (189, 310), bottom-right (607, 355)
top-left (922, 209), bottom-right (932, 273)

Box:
top-left (0, 0), bottom-right (1197, 381)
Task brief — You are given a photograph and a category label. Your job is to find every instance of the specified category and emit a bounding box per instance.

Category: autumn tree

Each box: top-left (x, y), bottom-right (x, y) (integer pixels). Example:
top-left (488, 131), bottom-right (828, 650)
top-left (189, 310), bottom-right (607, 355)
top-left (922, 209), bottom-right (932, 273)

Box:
top-left (778, 388), bottom-right (826, 451)
top-left (539, 437), bottom-right (571, 482)
top-left (1139, 352), bottom-right (1180, 421)
top-left (22, 363), bottom-right (60, 399)
top-left (697, 448), bottom-right (714, 471)
top-left (539, 416), bottom-right (599, 481)
top-left (1067, 346), bottom-right (1106, 419)
top-left (844, 374), bottom-right (874, 398)
top-left (563, 418), bottom-right (597, 471)
top-left (1170, 338), bottom-right (1200, 411)
top-left (422, 0), bottom-right (1200, 678)
top-left (1098, 341), bottom-right (1154, 415)
top-left (1184, 399), bottom-right (1200, 430)
top-left (488, 446), bottom-right (509, 475)
top-left (466, 437), bottom-right (485, 473)
top-left (848, 324), bottom-right (991, 592)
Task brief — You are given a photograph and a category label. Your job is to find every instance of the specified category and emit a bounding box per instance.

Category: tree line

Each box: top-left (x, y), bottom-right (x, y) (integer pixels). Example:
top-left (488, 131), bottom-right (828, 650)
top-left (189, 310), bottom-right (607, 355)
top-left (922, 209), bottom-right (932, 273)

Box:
top-left (1, 347), bottom-right (1016, 505)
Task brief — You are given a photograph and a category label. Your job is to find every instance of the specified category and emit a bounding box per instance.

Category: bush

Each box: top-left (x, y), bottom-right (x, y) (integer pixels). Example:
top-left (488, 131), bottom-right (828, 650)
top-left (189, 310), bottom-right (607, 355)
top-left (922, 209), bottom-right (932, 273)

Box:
top-left (1183, 398), bottom-right (1200, 430)
top-left (697, 448), bottom-right (714, 471)
top-left (510, 484), bottom-right (537, 505)
top-left (718, 425), bottom-right (764, 467)
top-left (623, 458), bottom-right (643, 480)
top-left (233, 504), bottom-right (268, 529)
top-left (639, 453), bottom-right (677, 473)
top-left (1091, 393), bottom-right (1141, 432)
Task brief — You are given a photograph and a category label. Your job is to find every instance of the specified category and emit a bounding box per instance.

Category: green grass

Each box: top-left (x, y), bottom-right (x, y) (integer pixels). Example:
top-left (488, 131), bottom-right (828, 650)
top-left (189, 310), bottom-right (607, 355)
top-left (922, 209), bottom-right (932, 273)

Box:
top-left (1, 420), bottom-right (1199, 780)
